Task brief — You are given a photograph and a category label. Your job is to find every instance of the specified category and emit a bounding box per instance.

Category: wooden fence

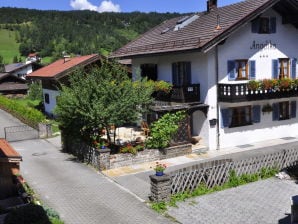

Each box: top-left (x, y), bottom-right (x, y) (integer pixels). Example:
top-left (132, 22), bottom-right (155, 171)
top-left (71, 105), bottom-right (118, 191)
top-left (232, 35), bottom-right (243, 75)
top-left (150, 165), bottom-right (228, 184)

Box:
top-left (169, 148), bottom-right (298, 194)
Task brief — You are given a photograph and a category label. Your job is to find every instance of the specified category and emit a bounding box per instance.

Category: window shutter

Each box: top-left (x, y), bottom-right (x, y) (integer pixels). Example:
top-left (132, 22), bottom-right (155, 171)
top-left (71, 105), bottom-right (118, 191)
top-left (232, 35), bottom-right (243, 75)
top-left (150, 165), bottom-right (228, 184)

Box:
top-left (270, 17), bottom-right (276, 33)
top-left (252, 105), bottom-right (261, 123)
top-left (227, 60), bottom-right (236, 80)
top-left (221, 108), bottom-right (231, 128)
top-left (291, 101), bottom-right (297, 118)
top-left (172, 63), bottom-right (178, 86)
top-left (272, 59), bottom-right (279, 79)
top-left (291, 58), bottom-right (297, 79)
top-left (186, 61), bottom-right (192, 85)
top-left (272, 103), bottom-right (279, 121)
top-left (251, 19), bottom-right (259, 33)
top-left (249, 60), bottom-right (256, 80)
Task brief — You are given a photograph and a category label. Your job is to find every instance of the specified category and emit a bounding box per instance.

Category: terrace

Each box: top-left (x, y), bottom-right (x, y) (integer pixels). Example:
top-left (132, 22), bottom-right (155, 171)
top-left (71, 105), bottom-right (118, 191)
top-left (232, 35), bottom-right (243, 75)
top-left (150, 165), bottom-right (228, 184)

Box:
top-left (218, 79), bottom-right (298, 103)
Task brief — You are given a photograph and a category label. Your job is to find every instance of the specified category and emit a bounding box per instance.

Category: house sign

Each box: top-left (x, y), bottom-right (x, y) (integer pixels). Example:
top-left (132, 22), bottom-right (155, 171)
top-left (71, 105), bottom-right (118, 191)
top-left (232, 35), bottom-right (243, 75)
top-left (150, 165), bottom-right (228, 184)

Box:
top-left (250, 40), bottom-right (277, 50)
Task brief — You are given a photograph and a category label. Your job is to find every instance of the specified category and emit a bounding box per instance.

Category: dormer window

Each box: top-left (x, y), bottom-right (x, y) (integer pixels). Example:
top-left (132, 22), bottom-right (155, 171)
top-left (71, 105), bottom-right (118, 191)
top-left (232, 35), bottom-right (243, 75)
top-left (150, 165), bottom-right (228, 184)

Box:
top-left (251, 17), bottom-right (276, 34)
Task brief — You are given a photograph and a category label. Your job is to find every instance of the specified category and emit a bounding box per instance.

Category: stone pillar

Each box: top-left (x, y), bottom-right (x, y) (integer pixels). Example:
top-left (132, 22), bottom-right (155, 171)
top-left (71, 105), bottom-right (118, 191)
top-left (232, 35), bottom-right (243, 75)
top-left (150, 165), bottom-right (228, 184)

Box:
top-left (291, 195), bottom-right (298, 224)
top-left (38, 123), bottom-right (52, 138)
top-left (149, 174), bottom-right (171, 202)
top-left (98, 148), bottom-right (111, 171)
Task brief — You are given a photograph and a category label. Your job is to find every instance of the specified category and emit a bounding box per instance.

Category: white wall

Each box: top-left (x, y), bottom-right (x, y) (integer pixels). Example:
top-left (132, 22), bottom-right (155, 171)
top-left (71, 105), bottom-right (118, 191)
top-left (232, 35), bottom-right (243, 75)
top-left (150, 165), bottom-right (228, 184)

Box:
top-left (11, 64), bottom-right (33, 79)
top-left (219, 98), bottom-right (298, 148)
top-left (218, 9), bottom-right (298, 83)
top-left (217, 8), bottom-right (298, 149)
top-left (43, 89), bottom-right (60, 117)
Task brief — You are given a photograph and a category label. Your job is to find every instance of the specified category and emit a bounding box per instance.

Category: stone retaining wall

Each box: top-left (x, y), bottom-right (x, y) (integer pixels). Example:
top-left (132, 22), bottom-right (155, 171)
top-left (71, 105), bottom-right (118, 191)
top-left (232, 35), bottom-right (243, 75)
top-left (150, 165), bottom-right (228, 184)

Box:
top-left (61, 132), bottom-right (192, 170)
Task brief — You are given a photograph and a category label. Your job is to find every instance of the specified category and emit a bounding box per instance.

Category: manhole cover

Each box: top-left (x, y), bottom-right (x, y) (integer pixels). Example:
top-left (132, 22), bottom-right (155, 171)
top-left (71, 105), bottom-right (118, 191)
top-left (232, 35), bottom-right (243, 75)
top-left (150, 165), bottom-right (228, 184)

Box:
top-left (237, 144), bottom-right (253, 148)
top-left (32, 152), bottom-right (47, 156)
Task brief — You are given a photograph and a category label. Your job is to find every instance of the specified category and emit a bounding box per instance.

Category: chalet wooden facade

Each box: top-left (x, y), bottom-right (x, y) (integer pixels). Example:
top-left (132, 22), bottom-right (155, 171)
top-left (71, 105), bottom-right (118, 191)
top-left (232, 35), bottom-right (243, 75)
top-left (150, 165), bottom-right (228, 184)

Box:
top-left (111, 0), bottom-right (298, 150)
top-left (0, 139), bottom-right (22, 199)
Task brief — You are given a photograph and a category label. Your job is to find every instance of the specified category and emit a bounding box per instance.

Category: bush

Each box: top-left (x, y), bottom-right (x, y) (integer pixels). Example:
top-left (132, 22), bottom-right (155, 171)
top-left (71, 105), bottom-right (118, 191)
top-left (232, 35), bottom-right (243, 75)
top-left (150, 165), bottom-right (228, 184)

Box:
top-left (145, 111), bottom-right (186, 149)
top-left (4, 204), bottom-right (51, 224)
top-left (0, 95), bottom-right (46, 128)
top-left (28, 82), bottom-right (43, 101)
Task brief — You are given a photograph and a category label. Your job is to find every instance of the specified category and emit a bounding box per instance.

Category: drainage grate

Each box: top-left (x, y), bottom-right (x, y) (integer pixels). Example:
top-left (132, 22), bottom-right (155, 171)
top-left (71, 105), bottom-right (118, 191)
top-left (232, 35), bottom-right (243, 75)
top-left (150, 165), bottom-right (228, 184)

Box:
top-left (280, 137), bottom-right (296, 141)
top-left (237, 144), bottom-right (254, 149)
top-left (32, 152), bottom-right (47, 157)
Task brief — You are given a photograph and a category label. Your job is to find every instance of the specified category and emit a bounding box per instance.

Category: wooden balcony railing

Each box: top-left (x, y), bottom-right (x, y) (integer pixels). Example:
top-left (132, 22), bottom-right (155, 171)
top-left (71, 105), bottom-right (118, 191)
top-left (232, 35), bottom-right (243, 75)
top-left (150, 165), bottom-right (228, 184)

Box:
top-left (154, 84), bottom-right (200, 103)
top-left (218, 83), bottom-right (298, 102)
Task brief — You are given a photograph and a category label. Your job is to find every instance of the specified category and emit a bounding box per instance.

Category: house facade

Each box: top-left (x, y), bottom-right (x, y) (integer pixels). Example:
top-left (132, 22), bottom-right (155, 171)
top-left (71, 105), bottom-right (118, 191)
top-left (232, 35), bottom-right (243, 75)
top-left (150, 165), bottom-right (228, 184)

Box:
top-left (111, 0), bottom-right (298, 150)
top-left (27, 54), bottom-right (102, 116)
top-left (4, 62), bottom-right (33, 79)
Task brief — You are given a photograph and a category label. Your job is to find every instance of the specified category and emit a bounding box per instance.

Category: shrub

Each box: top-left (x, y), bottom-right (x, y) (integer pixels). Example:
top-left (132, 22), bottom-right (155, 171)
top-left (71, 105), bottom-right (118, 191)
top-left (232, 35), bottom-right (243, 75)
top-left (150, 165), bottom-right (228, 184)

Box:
top-left (0, 95), bottom-right (46, 128)
top-left (28, 82), bottom-right (43, 101)
top-left (145, 111), bottom-right (186, 149)
top-left (247, 80), bottom-right (260, 91)
top-left (4, 204), bottom-right (51, 224)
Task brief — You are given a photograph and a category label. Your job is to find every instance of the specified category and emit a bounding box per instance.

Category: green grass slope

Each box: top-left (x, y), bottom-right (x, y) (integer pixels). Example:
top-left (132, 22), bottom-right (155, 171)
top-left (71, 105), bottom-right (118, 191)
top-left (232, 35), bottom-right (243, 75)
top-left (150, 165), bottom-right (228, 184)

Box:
top-left (0, 28), bottom-right (20, 63)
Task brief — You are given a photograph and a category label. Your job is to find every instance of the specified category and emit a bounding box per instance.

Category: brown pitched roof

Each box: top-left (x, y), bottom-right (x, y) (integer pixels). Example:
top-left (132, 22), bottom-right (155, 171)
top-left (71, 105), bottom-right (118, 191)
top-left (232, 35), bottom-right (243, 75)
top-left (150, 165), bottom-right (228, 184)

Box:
top-left (27, 54), bottom-right (101, 79)
top-left (0, 139), bottom-right (22, 161)
top-left (110, 0), bottom-right (280, 58)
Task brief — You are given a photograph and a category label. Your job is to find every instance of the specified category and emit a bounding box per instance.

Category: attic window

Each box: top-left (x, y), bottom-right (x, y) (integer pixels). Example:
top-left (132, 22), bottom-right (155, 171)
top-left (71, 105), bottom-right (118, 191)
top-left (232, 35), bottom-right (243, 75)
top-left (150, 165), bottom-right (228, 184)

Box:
top-left (174, 15), bottom-right (199, 31)
top-left (251, 17), bottom-right (276, 34)
top-left (176, 16), bottom-right (190, 25)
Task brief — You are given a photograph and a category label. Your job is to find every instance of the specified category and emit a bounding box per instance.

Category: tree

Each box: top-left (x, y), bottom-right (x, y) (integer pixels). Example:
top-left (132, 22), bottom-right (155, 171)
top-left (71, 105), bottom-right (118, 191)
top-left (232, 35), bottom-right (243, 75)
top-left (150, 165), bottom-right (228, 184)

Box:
top-left (54, 60), bottom-right (154, 143)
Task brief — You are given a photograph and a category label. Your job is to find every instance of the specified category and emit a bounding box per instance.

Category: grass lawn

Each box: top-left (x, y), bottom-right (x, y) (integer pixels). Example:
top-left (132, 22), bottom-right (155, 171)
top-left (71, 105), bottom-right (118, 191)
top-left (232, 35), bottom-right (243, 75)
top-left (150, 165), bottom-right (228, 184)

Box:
top-left (0, 28), bottom-right (21, 63)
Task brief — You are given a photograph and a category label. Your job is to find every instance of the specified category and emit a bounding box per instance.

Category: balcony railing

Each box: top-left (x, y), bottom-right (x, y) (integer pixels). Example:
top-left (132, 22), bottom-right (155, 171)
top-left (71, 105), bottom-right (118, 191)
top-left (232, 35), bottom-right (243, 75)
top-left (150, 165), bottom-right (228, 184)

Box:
top-left (218, 83), bottom-right (298, 102)
top-left (154, 84), bottom-right (200, 103)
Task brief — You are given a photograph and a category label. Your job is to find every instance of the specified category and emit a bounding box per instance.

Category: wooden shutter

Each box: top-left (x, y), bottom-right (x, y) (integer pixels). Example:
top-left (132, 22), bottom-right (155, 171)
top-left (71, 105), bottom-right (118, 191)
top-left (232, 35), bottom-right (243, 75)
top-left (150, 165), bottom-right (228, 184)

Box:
top-left (291, 101), bottom-right (297, 118)
top-left (252, 105), bottom-right (261, 123)
top-left (272, 59), bottom-right (279, 79)
top-left (228, 60), bottom-right (236, 80)
top-left (291, 58), bottom-right (297, 79)
top-left (251, 18), bottom-right (259, 33)
top-left (185, 62), bottom-right (192, 85)
top-left (249, 60), bottom-right (256, 80)
top-left (272, 103), bottom-right (279, 121)
top-left (221, 108), bottom-right (231, 128)
top-left (172, 63), bottom-right (178, 86)
top-left (270, 17), bottom-right (276, 33)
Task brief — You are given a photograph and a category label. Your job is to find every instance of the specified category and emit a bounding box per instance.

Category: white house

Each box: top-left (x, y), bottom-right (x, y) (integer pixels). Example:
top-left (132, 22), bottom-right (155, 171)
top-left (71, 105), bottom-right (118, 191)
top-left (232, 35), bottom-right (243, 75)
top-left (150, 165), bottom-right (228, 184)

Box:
top-left (27, 54), bottom-right (102, 117)
top-left (4, 62), bottom-right (33, 79)
top-left (111, 0), bottom-right (298, 150)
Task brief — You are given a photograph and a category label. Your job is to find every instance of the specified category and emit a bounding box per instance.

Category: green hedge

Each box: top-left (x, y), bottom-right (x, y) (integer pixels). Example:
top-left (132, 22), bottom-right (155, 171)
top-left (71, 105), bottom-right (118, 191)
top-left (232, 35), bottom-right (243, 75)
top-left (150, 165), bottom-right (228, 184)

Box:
top-left (0, 95), bottom-right (46, 128)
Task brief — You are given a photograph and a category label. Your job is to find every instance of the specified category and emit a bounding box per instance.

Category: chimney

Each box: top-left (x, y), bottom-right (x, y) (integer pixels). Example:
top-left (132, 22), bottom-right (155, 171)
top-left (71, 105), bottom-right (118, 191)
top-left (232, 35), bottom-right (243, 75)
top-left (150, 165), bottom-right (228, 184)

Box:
top-left (207, 0), bottom-right (217, 12)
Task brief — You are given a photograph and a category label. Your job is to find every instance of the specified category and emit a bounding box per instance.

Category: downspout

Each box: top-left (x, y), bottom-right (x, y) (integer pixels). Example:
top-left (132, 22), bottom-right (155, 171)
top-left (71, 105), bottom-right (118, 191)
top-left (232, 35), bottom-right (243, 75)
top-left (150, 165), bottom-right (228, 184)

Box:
top-left (215, 45), bottom-right (220, 150)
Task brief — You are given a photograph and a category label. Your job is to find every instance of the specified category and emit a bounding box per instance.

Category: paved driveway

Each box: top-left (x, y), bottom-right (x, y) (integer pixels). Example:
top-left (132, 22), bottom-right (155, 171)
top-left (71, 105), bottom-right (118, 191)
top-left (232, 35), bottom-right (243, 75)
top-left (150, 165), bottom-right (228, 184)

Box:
top-left (11, 139), bottom-right (173, 224)
top-left (0, 109), bottom-right (23, 138)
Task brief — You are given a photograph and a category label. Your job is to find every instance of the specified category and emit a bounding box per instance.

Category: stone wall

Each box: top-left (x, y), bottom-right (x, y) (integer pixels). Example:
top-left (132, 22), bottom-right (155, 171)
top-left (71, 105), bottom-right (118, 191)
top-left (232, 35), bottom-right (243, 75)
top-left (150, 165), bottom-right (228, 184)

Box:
top-left (61, 131), bottom-right (192, 170)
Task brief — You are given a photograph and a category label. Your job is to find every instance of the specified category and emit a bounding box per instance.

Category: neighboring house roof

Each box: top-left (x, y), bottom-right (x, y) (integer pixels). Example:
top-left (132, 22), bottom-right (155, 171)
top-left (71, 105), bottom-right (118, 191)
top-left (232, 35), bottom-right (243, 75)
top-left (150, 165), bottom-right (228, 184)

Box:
top-left (110, 0), bottom-right (298, 58)
top-left (27, 54), bottom-right (101, 79)
top-left (0, 139), bottom-right (22, 161)
top-left (5, 62), bottom-right (32, 73)
top-left (0, 73), bottom-right (28, 92)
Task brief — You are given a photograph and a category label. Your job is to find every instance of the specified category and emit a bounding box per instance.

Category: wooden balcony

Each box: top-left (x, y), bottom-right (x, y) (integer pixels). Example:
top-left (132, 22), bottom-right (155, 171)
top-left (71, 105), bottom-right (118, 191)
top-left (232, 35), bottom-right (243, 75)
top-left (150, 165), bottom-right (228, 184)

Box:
top-left (218, 83), bottom-right (298, 102)
top-left (154, 84), bottom-right (200, 103)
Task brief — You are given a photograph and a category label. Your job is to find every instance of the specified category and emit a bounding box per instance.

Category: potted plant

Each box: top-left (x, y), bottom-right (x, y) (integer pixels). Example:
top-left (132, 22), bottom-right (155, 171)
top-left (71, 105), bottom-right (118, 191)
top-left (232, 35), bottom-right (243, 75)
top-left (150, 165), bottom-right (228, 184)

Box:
top-left (152, 161), bottom-right (167, 176)
top-left (247, 80), bottom-right (260, 91)
top-left (262, 104), bottom-right (273, 114)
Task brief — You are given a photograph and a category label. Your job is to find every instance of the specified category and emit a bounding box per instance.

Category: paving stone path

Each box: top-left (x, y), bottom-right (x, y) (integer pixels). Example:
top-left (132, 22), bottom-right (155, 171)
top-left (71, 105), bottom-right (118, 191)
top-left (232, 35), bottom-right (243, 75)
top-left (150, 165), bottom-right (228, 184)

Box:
top-left (167, 178), bottom-right (297, 224)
